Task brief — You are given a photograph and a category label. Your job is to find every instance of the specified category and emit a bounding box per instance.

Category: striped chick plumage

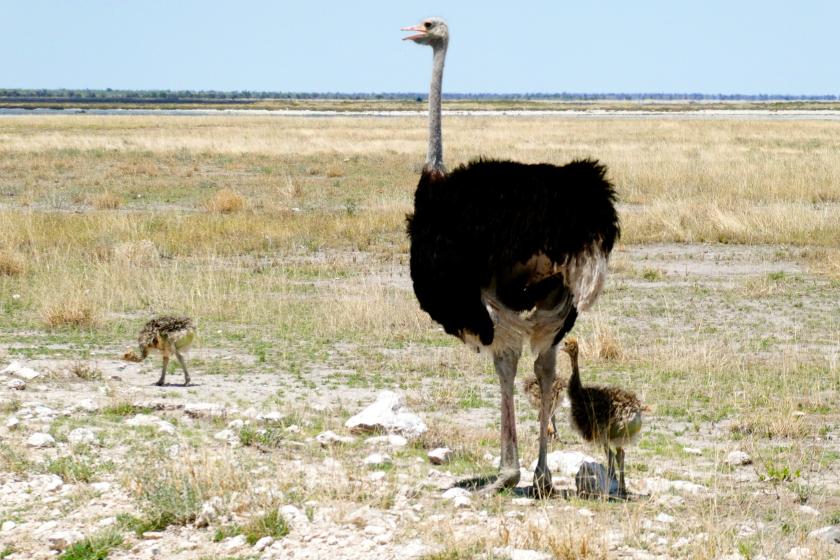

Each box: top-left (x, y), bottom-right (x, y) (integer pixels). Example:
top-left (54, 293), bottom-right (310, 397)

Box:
top-left (563, 337), bottom-right (643, 498)
top-left (124, 315), bottom-right (196, 386)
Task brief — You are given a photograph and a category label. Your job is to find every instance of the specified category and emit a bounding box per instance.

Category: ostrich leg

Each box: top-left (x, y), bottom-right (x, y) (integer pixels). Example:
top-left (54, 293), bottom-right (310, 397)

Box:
top-left (156, 354), bottom-right (169, 386)
top-left (532, 346), bottom-right (556, 497)
top-left (482, 348), bottom-right (522, 493)
top-left (174, 348), bottom-right (190, 387)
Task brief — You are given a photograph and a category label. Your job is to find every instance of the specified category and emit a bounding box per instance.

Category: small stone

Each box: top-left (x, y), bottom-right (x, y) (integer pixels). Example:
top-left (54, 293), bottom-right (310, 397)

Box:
top-left (75, 399), bottom-right (100, 412)
top-left (655, 512), bottom-right (675, 524)
top-left (214, 429), bottom-right (237, 443)
top-left (5, 416), bottom-right (19, 430)
top-left (253, 536), bottom-right (274, 551)
top-left (726, 450), bottom-right (752, 466)
top-left (344, 390), bottom-right (427, 438)
top-left (67, 428), bottom-right (96, 445)
top-left (2, 361), bottom-right (41, 380)
top-left (285, 424), bottom-right (301, 433)
top-left (683, 447), bottom-right (702, 455)
top-left (798, 505), bottom-right (820, 516)
top-left (808, 525), bottom-right (840, 544)
top-left (227, 419), bottom-right (245, 430)
top-left (90, 482), bottom-right (112, 492)
top-left (280, 504), bottom-right (310, 530)
top-left (315, 430), bottom-right (355, 446)
top-left (368, 471), bottom-right (387, 482)
top-left (7, 378), bottom-right (25, 390)
top-left (442, 487), bottom-right (470, 500)
top-left (26, 432), bottom-right (56, 448)
top-left (530, 450), bottom-right (598, 476)
top-left (452, 495), bottom-right (471, 508)
top-left (363, 452), bottom-right (391, 466)
top-left (1, 520), bottom-right (16, 532)
top-left (47, 530), bottom-right (84, 550)
top-left (142, 531), bottom-right (166, 540)
top-left (156, 421), bottom-right (176, 435)
top-left (184, 402), bottom-right (228, 418)
top-left (427, 447), bottom-right (454, 465)
top-left (223, 534), bottom-right (247, 550)
top-left (577, 508), bottom-right (595, 518)
top-left (194, 496), bottom-right (224, 528)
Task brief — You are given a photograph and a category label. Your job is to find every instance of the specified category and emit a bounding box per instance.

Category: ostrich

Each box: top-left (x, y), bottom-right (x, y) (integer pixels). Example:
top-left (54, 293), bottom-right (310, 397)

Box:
top-left (562, 338), bottom-right (642, 498)
top-left (123, 316), bottom-right (196, 387)
top-left (522, 373), bottom-right (568, 439)
top-left (403, 18), bottom-right (620, 496)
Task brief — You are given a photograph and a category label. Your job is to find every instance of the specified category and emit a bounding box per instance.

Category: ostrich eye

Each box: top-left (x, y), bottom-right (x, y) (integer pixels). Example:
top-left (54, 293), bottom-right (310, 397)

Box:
top-left (424, 21), bottom-right (432, 29)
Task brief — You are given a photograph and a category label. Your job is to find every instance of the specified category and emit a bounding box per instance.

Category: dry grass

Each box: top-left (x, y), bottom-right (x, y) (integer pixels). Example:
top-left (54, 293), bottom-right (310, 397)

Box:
top-left (92, 191), bottom-right (122, 210)
top-left (204, 187), bottom-right (246, 214)
top-left (0, 249), bottom-right (25, 276)
top-left (40, 298), bottom-right (99, 329)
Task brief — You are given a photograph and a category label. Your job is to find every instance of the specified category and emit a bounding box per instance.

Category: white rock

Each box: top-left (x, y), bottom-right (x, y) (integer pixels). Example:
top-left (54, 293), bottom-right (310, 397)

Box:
top-left (142, 531), bottom-right (165, 539)
top-left (5, 416), bottom-right (19, 430)
top-left (223, 534), bottom-right (248, 550)
top-left (7, 378), bottom-right (25, 390)
top-left (156, 420), bottom-right (176, 435)
top-left (798, 505), bottom-right (820, 516)
top-left (344, 390), bottom-right (427, 438)
top-left (786, 547), bottom-right (812, 560)
top-left (683, 447), bottom-right (702, 455)
top-left (75, 399), bottom-right (100, 413)
top-left (227, 419), bottom-right (245, 430)
top-left (68, 428), bottom-right (96, 445)
top-left (47, 530), bottom-right (83, 550)
top-left (726, 450), bottom-right (752, 466)
top-left (260, 411), bottom-right (283, 422)
top-left (452, 495), bottom-right (471, 508)
top-left (442, 487), bottom-right (471, 500)
top-left (315, 430), bottom-right (355, 446)
top-left (1, 520), bottom-right (16, 532)
top-left (253, 536), bottom-right (274, 551)
top-left (26, 432), bottom-right (55, 448)
top-left (808, 525), bottom-right (840, 544)
top-left (655, 512), bottom-right (675, 524)
top-left (125, 413), bottom-right (162, 427)
top-left (2, 361), bottom-right (41, 380)
top-left (368, 471), bottom-right (387, 482)
top-left (43, 474), bottom-right (64, 492)
top-left (576, 461), bottom-right (617, 498)
top-left (90, 482), bottom-right (112, 492)
top-left (529, 450), bottom-right (598, 477)
top-left (366, 434), bottom-right (408, 448)
top-left (214, 429), bottom-right (238, 444)
top-left (280, 504), bottom-right (310, 530)
top-left (577, 508), bottom-right (595, 518)
top-left (285, 424), bottom-right (301, 433)
top-left (363, 452), bottom-right (391, 466)
top-left (194, 496), bottom-right (224, 528)
top-left (427, 447), bottom-right (454, 465)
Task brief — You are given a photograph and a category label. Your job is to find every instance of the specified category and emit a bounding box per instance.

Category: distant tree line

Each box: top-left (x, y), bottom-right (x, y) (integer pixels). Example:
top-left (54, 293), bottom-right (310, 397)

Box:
top-left (0, 88), bottom-right (837, 102)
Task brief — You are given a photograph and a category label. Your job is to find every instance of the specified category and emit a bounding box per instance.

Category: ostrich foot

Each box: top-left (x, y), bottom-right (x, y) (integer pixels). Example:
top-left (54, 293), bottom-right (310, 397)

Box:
top-left (454, 468), bottom-right (521, 494)
top-left (154, 380), bottom-right (164, 387)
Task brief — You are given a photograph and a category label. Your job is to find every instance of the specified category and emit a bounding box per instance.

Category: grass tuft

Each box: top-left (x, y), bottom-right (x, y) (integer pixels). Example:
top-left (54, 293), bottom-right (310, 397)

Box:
top-left (0, 250), bottom-right (25, 276)
top-left (40, 299), bottom-right (99, 329)
top-left (92, 192), bottom-right (122, 210)
top-left (205, 188), bottom-right (246, 214)
top-left (57, 529), bottom-right (122, 560)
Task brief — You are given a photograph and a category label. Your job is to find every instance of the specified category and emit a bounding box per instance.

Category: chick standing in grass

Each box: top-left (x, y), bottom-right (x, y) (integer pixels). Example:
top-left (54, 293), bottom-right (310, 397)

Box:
top-left (123, 316), bottom-right (196, 386)
top-left (522, 374), bottom-right (568, 439)
top-left (562, 337), bottom-right (643, 498)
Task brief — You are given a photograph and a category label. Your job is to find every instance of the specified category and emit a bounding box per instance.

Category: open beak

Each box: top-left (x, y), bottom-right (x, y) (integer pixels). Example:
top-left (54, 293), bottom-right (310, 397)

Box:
top-left (401, 24), bottom-right (427, 42)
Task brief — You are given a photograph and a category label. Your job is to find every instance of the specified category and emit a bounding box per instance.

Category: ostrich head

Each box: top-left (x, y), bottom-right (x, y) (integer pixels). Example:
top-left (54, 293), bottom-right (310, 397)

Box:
top-left (561, 338), bottom-right (579, 359)
top-left (402, 17), bottom-right (449, 47)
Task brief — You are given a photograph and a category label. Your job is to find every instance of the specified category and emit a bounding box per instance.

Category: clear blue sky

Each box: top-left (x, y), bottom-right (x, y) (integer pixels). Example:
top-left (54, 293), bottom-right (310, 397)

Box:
top-left (3, 0), bottom-right (838, 94)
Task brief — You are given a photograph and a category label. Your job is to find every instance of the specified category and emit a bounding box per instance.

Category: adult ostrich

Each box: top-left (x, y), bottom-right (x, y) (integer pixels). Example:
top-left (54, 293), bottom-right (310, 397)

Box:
top-left (403, 17), bottom-right (620, 496)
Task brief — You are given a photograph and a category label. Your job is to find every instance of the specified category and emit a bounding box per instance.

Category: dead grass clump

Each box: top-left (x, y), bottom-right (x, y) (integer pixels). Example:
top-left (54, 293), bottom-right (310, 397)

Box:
top-left (40, 299), bottom-right (99, 329)
top-left (113, 239), bottom-right (160, 266)
top-left (92, 192), bottom-right (122, 210)
top-left (70, 361), bottom-right (103, 381)
top-left (326, 167), bottom-right (344, 178)
top-left (0, 250), bottom-right (25, 276)
top-left (205, 188), bottom-right (246, 214)
top-left (731, 411), bottom-right (810, 439)
top-left (579, 321), bottom-right (624, 362)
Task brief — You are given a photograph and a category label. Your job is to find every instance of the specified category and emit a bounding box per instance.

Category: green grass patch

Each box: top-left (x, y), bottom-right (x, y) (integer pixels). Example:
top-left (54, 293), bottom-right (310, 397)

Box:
top-left (58, 529), bottom-right (122, 560)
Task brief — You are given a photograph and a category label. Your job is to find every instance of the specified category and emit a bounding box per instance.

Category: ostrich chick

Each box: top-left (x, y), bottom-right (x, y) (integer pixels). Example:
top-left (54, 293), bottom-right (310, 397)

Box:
top-left (123, 316), bottom-right (196, 386)
top-left (562, 338), bottom-right (642, 498)
top-left (522, 374), bottom-right (568, 439)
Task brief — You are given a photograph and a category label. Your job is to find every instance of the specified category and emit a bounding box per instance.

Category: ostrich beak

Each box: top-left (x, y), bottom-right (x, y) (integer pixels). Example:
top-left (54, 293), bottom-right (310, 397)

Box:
top-left (401, 24), bottom-right (427, 41)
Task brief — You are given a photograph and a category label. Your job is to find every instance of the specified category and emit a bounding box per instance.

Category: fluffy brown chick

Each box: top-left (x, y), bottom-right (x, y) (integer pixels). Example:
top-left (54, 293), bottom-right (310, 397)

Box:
top-left (123, 316), bottom-right (196, 386)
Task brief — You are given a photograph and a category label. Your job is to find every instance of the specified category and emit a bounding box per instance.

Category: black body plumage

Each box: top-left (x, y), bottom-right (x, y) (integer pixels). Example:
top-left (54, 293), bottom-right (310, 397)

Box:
top-left (407, 158), bottom-right (619, 346)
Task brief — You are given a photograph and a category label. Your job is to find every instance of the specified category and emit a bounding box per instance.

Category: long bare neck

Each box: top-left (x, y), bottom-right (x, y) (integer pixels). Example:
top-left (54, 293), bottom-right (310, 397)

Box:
top-left (425, 42), bottom-right (447, 173)
top-left (568, 352), bottom-right (584, 398)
